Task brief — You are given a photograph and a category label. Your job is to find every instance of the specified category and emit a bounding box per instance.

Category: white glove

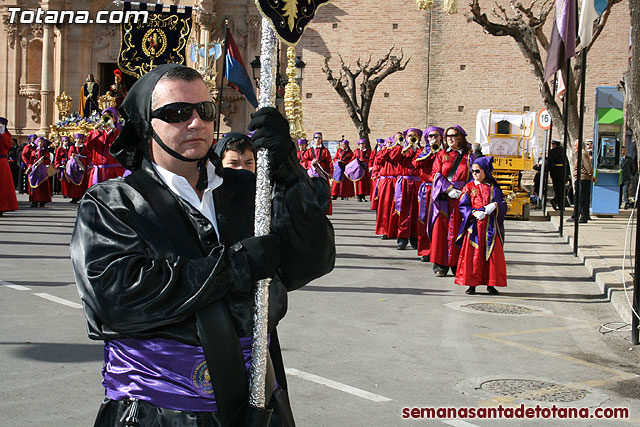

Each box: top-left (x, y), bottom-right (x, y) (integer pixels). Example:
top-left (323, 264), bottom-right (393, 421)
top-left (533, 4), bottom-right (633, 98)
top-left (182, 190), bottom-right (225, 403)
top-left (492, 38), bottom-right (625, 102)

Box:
top-left (484, 202), bottom-right (497, 215)
top-left (447, 188), bottom-right (462, 199)
top-left (473, 210), bottom-right (486, 220)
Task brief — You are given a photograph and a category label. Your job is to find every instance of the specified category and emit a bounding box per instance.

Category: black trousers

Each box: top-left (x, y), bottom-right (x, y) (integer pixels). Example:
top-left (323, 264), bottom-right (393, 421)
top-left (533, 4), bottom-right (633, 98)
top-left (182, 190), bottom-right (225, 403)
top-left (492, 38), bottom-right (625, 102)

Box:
top-left (93, 388), bottom-right (295, 427)
top-left (550, 170), bottom-right (564, 205)
top-left (572, 179), bottom-right (591, 220)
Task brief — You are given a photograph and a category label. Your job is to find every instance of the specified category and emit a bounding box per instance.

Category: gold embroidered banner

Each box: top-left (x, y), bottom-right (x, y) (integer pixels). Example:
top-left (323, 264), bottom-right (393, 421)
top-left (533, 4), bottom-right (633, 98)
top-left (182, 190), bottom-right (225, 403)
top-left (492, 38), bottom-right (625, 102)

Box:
top-left (255, 0), bottom-right (330, 46)
top-left (118, 1), bottom-right (193, 78)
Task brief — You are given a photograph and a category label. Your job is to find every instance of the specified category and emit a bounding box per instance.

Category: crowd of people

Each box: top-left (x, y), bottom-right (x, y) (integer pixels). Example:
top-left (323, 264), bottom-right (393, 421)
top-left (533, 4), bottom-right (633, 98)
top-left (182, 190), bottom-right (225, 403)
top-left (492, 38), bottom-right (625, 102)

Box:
top-left (293, 125), bottom-right (509, 295)
top-left (0, 107), bottom-right (125, 213)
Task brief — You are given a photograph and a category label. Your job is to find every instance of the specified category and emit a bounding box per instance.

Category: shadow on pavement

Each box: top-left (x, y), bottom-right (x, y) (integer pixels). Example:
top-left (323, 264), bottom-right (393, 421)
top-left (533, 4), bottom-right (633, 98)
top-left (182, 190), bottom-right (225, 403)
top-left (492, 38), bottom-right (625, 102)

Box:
top-left (509, 274), bottom-right (593, 282)
top-left (491, 291), bottom-right (609, 302)
top-left (333, 265), bottom-right (406, 271)
top-left (0, 240), bottom-right (69, 247)
top-left (1, 342), bottom-right (103, 363)
top-left (300, 285), bottom-right (452, 295)
top-left (0, 254), bottom-right (70, 260)
top-left (6, 280), bottom-right (74, 288)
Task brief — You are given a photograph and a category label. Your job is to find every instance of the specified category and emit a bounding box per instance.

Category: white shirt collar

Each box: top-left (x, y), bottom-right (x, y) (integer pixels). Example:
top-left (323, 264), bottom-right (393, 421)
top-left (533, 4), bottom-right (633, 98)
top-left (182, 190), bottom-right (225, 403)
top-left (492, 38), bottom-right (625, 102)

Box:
top-left (474, 179), bottom-right (481, 185)
top-left (152, 161), bottom-right (223, 239)
top-left (446, 147), bottom-right (462, 154)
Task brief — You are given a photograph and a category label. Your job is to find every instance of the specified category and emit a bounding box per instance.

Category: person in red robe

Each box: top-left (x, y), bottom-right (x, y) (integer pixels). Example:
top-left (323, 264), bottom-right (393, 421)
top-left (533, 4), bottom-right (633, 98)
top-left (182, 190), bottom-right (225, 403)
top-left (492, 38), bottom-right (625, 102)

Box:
top-left (296, 138), bottom-right (308, 164)
top-left (25, 137), bottom-right (53, 207)
top-left (413, 126), bottom-right (444, 261)
top-left (369, 138), bottom-right (385, 210)
top-left (0, 117), bottom-right (18, 216)
top-left (331, 139), bottom-right (355, 200)
top-left (352, 139), bottom-right (372, 202)
top-left (64, 134), bottom-right (89, 202)
top-left (54, 136), bottom-right (71, 197)
top-left (85, 107), bottom-right (125, 186)
top-left (428, 125), bottom-right (475, 276)
top-left (455, 156), bottom-right (507, 294)
top-left (374, 134), bottom-right (402, 238)
top-left (392, 128), bottom-right (423, 250)
top-left (301, 131), bottom-right (333, 215)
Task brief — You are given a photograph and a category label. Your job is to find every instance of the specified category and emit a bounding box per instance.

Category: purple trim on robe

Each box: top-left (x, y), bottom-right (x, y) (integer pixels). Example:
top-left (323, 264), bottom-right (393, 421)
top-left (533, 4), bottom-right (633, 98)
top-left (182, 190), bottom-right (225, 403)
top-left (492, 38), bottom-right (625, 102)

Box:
top-left (456, 183), bottom-right (507, 260)
top-left (91, 163), bottom-right (121, 185)
top-left (103, 336), bottom-right (275, 412)
top-left (428, 174), bottom-right (466, 238)
top-left (394, 176), bottom-right (421, 213)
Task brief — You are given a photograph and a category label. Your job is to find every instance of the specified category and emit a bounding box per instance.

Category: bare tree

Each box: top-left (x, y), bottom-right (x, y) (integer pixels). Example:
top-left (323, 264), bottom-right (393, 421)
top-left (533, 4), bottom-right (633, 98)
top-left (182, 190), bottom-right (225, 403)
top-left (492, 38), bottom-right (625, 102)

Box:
top-left (468, 0), bottom-right (622, 166)
top-left (321, 46), bottom-right (410, 140)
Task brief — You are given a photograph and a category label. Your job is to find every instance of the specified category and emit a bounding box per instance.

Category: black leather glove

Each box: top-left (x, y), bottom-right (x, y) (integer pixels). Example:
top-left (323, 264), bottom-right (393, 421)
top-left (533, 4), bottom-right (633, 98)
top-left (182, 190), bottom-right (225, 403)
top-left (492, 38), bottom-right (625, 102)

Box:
top-left (249, 107), bottom-right (293, 170)
top-left (239, 234), bottom-right (281, 282)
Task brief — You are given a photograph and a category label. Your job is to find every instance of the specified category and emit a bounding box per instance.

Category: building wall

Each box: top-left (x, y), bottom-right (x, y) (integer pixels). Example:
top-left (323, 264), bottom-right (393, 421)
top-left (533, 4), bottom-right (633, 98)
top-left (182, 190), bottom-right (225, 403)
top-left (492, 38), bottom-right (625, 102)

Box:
top-left (299, 0), bottom-right (631, 144)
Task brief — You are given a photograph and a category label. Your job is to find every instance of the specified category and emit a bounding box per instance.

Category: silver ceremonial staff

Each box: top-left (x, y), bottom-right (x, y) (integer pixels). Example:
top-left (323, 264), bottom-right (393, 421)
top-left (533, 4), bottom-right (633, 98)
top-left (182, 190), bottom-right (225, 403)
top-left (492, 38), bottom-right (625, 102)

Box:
top-left (249, 17), bottom-right (278, 410)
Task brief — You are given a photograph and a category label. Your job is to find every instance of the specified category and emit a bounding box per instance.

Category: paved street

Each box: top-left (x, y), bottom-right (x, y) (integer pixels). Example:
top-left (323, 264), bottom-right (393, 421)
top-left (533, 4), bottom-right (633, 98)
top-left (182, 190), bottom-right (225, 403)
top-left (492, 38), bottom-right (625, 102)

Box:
top-left (2, 194), bottom-right (640, 426)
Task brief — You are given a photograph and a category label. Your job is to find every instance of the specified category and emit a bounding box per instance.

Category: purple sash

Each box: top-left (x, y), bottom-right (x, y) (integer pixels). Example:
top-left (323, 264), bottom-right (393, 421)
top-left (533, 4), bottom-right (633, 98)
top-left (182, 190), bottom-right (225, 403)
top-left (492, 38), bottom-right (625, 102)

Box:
top-left (344, 158), bottom-right (365, 181)
top-left (28, 163), bottom-right (48, 188)
top-left (333, 162), bottom-right (344, 182)
top-left (91, 163), bottom-right (121, 185)
top-left (393, 176), bottom-right (421, 213)
top-left (65, 157), bottom-right (86, 186)
top-left (104, 336), bottom-right (274, 412)
top-left (418, 182), bottom-right (432, 222)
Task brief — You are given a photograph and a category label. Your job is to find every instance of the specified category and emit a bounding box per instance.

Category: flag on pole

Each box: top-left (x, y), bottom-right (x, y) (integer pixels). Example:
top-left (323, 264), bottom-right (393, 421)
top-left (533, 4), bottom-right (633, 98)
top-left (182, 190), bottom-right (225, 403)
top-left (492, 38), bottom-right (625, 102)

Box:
top-left (224, 30), bottom-right (258, 108)
top-left (577, 0), bottom-right (608, 50)
top-left (543, 0), bottom-right (578, 82)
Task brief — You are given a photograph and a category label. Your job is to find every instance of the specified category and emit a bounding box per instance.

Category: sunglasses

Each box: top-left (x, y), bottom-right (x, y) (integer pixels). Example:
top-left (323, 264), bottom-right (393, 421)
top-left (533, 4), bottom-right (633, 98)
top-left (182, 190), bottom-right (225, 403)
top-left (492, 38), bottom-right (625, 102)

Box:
top-left (471, 169), bottom-right (482, 174)
top-left (428, 133), bottom-right (440, 138)
top-left (151, 101), bottom-right (216, 123)
top-left (445, 134), bottom-right (460, 138)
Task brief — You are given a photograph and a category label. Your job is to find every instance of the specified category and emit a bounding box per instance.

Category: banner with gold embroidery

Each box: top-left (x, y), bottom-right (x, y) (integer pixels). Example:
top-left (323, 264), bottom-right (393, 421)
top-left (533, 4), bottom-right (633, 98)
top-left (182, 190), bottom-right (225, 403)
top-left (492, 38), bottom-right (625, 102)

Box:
top-left (118, 1), bottom-right (193, 79)
top-left (255, 0), bottom-right (330, 45)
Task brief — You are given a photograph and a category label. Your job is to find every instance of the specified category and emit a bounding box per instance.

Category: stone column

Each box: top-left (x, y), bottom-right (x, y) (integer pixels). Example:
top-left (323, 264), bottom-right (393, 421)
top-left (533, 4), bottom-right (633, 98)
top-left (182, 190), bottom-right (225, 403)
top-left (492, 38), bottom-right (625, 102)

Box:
top-left (39, 24), bottom-right (54, 134)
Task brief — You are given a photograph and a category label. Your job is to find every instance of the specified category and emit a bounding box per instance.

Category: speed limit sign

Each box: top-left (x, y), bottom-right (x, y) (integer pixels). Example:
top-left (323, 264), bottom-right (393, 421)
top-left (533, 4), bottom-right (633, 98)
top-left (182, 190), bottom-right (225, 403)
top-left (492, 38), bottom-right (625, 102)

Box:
top-left (538, 108), bottom-right (552, 130)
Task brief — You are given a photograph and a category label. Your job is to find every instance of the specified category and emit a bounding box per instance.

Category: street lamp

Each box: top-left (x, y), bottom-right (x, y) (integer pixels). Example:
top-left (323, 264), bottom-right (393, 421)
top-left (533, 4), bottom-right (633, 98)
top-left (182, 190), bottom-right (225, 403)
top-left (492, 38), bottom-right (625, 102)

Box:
top-left (294, 56), bottom-right (306, 83)
top-left (250, 56), bottom-right (261, 86)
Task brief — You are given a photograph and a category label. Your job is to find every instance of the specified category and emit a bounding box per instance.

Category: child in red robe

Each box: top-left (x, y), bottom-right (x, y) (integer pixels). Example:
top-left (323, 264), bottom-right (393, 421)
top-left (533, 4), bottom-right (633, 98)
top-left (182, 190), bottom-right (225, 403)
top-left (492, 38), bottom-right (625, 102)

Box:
top-left (455, 156), bottom-right (508, 295)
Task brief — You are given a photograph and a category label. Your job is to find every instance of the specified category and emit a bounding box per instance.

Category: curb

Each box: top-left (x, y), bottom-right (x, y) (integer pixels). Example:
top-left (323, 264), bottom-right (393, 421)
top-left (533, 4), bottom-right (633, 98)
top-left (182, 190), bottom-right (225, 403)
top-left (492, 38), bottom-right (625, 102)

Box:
top-left (549, 215), bottom-right (633, 323)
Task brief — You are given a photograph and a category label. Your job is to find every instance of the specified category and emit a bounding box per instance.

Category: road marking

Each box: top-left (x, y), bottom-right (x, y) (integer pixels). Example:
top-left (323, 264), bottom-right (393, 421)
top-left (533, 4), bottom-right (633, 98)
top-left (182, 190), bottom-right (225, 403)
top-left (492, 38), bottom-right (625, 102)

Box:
top-left (285, 368), bottom-right (391, 402)
top-left (443, 420), bottom-right (481, 427)
top-left (33, 292), bottom-right (83, 309)
top-left (0, 281), bottom-right (31, 291)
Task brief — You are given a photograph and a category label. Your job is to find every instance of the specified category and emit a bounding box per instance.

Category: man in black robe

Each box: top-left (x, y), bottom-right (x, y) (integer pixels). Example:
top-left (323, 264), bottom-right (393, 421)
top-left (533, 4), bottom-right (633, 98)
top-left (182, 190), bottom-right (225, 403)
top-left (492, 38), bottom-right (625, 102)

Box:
top-left (71, 64), bottom-right (335, 426)
top-left (548, 139), bottom-right (567, 211)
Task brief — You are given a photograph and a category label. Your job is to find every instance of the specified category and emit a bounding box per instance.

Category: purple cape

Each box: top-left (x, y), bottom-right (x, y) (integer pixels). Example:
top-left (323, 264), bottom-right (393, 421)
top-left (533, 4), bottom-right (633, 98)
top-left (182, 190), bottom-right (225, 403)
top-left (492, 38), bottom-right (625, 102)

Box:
top-left (456, 183), bottom-right (507, 260)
